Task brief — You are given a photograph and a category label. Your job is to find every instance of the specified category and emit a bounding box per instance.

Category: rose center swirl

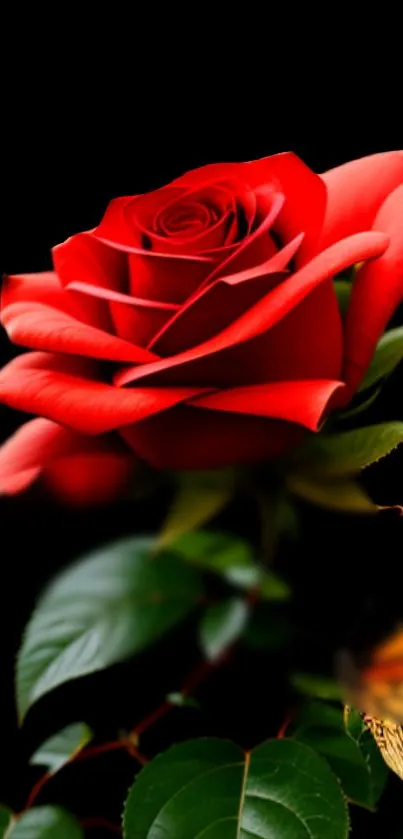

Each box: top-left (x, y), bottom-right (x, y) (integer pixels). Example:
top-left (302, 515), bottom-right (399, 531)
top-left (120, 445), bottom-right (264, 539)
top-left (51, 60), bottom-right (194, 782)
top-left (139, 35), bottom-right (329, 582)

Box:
top-left (155, 200), bottom-right (220, 238)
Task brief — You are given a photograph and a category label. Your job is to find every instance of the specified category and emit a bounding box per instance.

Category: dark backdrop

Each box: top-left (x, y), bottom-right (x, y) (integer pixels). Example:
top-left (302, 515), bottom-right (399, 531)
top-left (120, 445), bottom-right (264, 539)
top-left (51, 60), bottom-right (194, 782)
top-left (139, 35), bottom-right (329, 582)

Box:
top-left (1, 77), bottom-right (402, 835)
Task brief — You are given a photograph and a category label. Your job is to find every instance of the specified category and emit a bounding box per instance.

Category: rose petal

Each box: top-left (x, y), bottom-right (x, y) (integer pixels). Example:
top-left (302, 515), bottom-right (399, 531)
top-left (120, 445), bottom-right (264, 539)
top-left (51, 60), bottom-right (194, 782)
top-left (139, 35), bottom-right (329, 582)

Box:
top-left (131, 183), bottom-right (238, 254)
top-left (53, 230), bottom-right (130, 328)
top-left (65, 281), bottom-right (179, 312)
top-left (343, 184), bottom-right (403, 395)
top-left (149, 233), bottom-right (303, 354)
top-left (1, 272), bottom-right (111, 332)
top-left (191, 179), bottom-right (259, 256)
top-left (121, 406), bottom-right (303, 470)
top-left (46, 443), bottom-right (136, 505)
top-left (127, 251), bottom-right (212, 303)
top-left (321, 151), bottom-right (403, 248)
top-left (2, 272), bottom-right (74, 314)
top-left (195, 192), bottom-right (285, 291)
top-left (1, 300), bottom-right (158, 363)
top-left (127, 205), bottom-right (278, 305)
top-left (93, 178), bottom-right (278, 304)
top-left (0, 352), bottom-right (209, 434)
top-left (194, 280), bottom-right (342, 389)
top-left (174, 153), bottom-right (327, 266)
top-left (245, 153), bottom-right (328, 266)
top-left (0, 418), bottom-right (76, 494)
top-left (53, 231), bottom-right (128, 290)
top-left (0, 416), bottom-right (135, 504)
top-left (150, 271), bottom-right (287, 356)
top-left (66, 281), bottom-right (179, 346)
top-left (116, 230), bottom-right (388, 387)
top-left (94, 196), bottom-right (212, 260)
top-left (190, 379), bottom-right (344, 430)
top-left (62, 206), bottom-right (213, 307)
top-left (127, 191), bottom-right (282, 315)
top-left (171, 162), bottom-right (243, 188)
top-left (126, 184), bottom-right (244, 302)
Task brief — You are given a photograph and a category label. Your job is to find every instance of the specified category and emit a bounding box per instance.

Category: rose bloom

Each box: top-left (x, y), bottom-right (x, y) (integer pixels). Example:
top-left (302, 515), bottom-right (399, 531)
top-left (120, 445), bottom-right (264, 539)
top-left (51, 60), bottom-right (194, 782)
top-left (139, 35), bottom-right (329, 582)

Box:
top-left (0, 152), bottom-right (402, 503)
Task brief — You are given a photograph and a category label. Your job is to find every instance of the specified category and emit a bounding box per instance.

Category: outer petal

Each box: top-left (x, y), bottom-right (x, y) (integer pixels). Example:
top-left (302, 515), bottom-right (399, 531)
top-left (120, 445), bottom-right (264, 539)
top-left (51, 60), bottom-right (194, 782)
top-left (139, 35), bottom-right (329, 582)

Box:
top-left (171, 161), bottom-right (243, 188)
top-left (1, 300), bottom-right (158, 363)
top-left (190, 379), bottom-right (344, 430)
top-left (0, 417), bottom-right (135, 504)
top-left (343, 184), bottom-right (403, 395)
top-left (58, 216), bottom-right (212, 311)
top-left (0, 352), bottom-right (209, 434)
top-left (53, 231), bottom-right (128, 291)
top-left (116, 231), bottom-right (388, 387)
top-left (2, 272), bottom-right (76, 314)
top-left (187, 281), bottom-right (342, 389)
top-left (244, 153), bottom-right (328, 266)
top-left (45, 441), bottom-right (136, 505)
top-left (53, 231), bottom-right (127, 327)
top-left (0, 418), bottom-right (85, 494)
top-left (121, 406), bottom-right (304, 470)
top-left (320, 151), bottom-right (403, 248)
top-left (1, 272), bottom-right (111, 332)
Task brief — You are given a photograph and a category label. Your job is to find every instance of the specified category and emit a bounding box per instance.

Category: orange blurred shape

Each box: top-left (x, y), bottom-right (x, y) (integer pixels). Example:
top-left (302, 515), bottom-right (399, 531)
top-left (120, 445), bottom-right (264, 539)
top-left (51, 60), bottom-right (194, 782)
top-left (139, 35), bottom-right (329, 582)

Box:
top-left (363, 626), bottom-right (403, 683)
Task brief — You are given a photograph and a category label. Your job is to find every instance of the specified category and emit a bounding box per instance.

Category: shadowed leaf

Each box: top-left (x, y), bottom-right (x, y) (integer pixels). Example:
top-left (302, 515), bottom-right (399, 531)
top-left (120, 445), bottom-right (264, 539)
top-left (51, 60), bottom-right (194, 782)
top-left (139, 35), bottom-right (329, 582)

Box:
top-left (17, 537), bottom-right (203, 719)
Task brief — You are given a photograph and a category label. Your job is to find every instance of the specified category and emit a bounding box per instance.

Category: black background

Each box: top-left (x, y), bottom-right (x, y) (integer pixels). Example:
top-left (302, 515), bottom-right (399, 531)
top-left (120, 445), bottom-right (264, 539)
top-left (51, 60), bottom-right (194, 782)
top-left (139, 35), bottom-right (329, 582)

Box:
top-left (1, 58), bottom-right (402, 835)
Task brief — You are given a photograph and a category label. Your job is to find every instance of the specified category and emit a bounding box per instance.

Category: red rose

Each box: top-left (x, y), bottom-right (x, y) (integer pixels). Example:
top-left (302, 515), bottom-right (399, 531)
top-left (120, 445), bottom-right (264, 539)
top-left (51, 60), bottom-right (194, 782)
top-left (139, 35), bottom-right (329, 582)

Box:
top-left (0, 151), bottom-right (402, 503)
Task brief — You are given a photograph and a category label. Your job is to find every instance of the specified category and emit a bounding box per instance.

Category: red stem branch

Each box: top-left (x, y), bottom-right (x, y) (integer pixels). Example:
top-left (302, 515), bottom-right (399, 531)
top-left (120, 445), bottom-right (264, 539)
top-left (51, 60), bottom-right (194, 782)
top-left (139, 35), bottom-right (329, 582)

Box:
top-left (81, 816), bottom-right (121, 834)
top-left (76, 740), bottom-right (128, 761)
top-left (277, 712), bottom-right (292, 739)
top-left (134, 657), bottom-right (217, 737)
top-left (25, 771), bottom-right (52, 809)
top-left (24, 739), bottom-right (147, 812)
top-left (134, 700), bottom-right (171, 737)
top-left (25, 656), bottom-right (227, 814)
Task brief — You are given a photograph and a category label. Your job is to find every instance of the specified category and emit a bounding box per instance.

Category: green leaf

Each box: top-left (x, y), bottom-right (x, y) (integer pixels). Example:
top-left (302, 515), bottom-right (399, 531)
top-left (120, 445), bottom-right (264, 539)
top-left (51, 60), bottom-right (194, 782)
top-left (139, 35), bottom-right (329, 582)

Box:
top-left (159, 471), bottom-right (234, 546)
top-left (333, 279), bottom-right (352, 319)
top-left (343, 705), bottom-right (363, 739)
top-left (173, 530), bottom-right (290, 600)
top-left (199, 598), bottom-right (249, 661)
top-left (286, 474), bottom-right (378, 513)
top-left (172, 530), bottom-right (259, 586)
top-left (343, 707), bottom-right (388, 806)
top-left (258, 573), bottom-right (291, 600)
top-left (166, 692), bottom-right (200, 710)
top-left (292, 701), bottom-right (388, 809)
top-left (292, 422), bottom-right (403, 477)
top-left (291, 673), bottom-right (342, 701)
top-left (30, 723), bottom-right (92, 775)
top-left (17, 537), bottom-right (203, 720)
top-left (0, 807), bottom-right (14, 838)
top-left (6, 807), bottom-right (83, 838)
top-left (123, 737), bottom-right (349, 839)
top-left (359, 326), bottom-right (403, 391)
top-left (335, 383), bottom-right (383, 422)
